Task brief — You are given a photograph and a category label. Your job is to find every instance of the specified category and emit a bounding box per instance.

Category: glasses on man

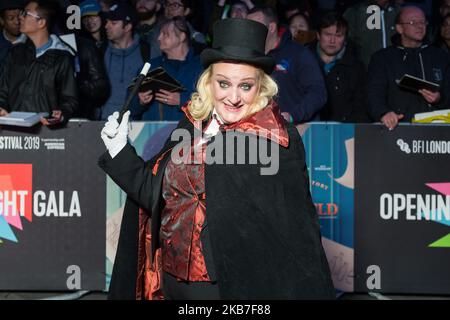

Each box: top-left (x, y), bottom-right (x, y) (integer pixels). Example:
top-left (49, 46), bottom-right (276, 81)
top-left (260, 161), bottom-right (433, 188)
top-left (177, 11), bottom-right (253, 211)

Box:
top-left (400, 20), bottom-right (428, 27)
top-left (20, 10), bottom-right (41, 20)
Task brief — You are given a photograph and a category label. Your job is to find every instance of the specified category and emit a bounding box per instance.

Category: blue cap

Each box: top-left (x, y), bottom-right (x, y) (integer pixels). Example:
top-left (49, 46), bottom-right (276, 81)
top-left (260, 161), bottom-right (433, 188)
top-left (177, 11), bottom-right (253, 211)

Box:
top-left (80, 0), bottom-right (101, 18)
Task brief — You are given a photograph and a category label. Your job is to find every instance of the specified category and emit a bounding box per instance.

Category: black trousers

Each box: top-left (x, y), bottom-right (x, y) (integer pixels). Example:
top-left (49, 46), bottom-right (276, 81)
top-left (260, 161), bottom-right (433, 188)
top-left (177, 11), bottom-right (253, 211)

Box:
top-left (162, 272), bottom-right (221, 300)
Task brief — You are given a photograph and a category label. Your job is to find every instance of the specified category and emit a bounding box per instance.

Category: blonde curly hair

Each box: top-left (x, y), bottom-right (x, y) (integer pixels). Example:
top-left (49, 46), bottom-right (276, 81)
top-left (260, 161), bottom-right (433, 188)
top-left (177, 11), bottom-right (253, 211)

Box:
top-left (188, 63), bottom-right (278, 122)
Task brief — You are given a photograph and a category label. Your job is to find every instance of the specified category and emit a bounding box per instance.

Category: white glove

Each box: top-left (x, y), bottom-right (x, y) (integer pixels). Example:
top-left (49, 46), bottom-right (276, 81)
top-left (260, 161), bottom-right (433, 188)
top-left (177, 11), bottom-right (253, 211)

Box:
top-left (101, 111), bottom-right (130, 159)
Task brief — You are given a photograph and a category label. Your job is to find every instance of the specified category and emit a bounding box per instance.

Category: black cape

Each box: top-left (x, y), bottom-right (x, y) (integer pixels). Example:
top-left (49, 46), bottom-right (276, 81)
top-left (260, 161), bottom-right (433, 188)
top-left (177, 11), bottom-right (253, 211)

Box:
top-left (99, 113), bottom-right (335, 300)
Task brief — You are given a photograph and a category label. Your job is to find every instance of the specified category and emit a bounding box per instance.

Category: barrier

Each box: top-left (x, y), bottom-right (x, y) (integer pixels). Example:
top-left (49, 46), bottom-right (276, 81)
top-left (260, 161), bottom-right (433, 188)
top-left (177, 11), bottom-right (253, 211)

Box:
top-left (0, 123), bottom-right (105, 290)
top-left (1, 121), bottom-right (449, 294)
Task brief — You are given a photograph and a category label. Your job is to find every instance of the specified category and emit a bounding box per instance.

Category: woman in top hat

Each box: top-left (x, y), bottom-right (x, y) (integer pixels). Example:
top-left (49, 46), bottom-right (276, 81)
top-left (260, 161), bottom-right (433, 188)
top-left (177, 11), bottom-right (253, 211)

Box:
top-left (99, 18), bottom-right (335, 300)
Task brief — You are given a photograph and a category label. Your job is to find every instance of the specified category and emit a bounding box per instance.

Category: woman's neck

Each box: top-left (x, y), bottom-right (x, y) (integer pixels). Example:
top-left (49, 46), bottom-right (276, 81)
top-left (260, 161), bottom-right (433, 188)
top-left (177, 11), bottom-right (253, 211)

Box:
top-left (91, 30), bottom-right (101, 42)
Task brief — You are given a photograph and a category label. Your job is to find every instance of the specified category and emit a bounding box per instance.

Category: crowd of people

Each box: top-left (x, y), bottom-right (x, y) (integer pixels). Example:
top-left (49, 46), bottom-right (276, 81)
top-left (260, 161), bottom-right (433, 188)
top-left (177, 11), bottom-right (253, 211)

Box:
top-left (0, 0), bottom-right (448, 129)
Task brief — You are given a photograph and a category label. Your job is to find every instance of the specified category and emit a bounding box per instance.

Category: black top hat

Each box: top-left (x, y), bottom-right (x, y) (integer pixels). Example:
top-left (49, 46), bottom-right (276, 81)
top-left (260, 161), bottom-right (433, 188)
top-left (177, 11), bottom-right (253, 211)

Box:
top-left (201, 18), bottom-right (275, 74)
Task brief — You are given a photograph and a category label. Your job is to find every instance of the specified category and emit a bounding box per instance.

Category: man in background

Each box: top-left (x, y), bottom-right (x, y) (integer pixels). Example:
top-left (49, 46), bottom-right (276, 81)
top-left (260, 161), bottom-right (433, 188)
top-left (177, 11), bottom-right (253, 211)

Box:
top-left (0, 0), bottom-right (24, 67)
top-left (100, 1), bottom-right (144, 120)
top-left (312, 11), bottom-right (369, 122)
top-left (368, 6), bottom-right (450, 129)
top-left (0, 0), bottom-right (78, 124)
top-left (135, 0), bottom-right (162, 60)
top-left (344, 0), bottom-right (399, 67)
top-left (247, 6), bottom-right (327, 123)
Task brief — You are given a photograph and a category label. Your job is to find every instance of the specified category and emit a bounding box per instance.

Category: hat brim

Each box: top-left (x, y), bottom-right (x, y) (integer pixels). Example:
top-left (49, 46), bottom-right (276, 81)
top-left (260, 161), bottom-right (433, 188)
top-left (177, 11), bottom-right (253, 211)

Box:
top-left (81, 11), bottom-right (100, 17)
top-left (201, 48), bottom-right (275, 74)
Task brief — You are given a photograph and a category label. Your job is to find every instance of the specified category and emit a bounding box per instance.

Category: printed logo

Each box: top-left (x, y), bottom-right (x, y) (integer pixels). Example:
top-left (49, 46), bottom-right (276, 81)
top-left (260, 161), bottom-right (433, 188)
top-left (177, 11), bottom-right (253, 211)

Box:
top-left (0, 164), bottom-right (32, 243)
top-left (398, 139), bottom-right (450, 155)
top-left (433, 68), bottom-right (443, 82)
top-left (397, 139), bottom-right (411, 154)
top-left (274, 59), bottom-right (290, 73)
top-left (316, 203), bottom-right (339, 218)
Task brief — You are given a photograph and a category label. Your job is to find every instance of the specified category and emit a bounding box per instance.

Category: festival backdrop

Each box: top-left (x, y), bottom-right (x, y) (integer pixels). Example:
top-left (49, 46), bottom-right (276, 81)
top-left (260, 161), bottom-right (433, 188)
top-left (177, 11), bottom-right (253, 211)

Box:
top-left (299, 123), bottom-right (355, 292)
top-left (354, 124), bottom-right (450, 294)
top-left (0, 123), bottom-right (105, 290)
top-left (2, 122), bottom-right (448, 294)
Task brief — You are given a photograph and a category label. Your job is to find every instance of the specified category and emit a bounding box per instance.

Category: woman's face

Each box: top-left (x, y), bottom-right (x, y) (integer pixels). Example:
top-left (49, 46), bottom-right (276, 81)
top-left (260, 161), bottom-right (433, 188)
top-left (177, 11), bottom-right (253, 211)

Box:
top-left (158, 22), bottom-right (184, 52)
top-left (289, 15), bottom-right (309, 36)
top-left (82, 15), bottom-right (102, 34)
top-left (211, 62), bottom-right (260, 124)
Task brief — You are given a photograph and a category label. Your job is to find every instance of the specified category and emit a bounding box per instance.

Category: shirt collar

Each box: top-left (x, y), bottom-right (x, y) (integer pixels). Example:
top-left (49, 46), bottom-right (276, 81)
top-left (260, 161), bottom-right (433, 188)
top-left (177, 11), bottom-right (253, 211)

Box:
top-left (182, 101), bottom-right (289, 147)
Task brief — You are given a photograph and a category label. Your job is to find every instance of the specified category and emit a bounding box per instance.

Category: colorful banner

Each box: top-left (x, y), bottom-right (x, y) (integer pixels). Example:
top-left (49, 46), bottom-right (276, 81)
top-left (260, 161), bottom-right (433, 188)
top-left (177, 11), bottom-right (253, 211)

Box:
top-left (0, 123), bottom-right (105, 290)
top-left (355, 124), bottom-right (450, 294)
top-left (2, 121), bottom-right (449, 294)
top-left (300, 123), bottom-right (355, 292)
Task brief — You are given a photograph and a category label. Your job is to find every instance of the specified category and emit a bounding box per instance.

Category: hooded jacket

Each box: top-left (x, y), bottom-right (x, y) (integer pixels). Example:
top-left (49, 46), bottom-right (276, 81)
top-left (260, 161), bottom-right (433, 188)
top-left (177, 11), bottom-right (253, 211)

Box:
top-left (99, 101), bottom-right (335, 300)
top-left (101, 35), bottom-right (144, 120)
top-left (0, 35), bottom-right (78, 121)
top-left (368, 36), bottom-right (450, 121)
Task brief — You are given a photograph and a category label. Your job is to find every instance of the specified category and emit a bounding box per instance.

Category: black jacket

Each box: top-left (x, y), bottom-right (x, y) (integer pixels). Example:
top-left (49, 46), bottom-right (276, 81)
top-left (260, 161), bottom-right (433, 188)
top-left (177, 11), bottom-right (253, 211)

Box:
top-left (74, 37), bottom-right (110, 119)
top-left (368, 39), bottom-right (450, 122)
top-left (99, 109), bottom-right (335, 300)
top-left (0, 37), bottom-right (78, 121)
top-left (311, 42), bottom-right (370, 123)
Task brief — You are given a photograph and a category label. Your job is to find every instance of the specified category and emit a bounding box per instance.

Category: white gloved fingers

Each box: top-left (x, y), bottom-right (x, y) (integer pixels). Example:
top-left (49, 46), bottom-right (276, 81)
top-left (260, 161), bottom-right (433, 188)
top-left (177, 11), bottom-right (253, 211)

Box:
top-left (101, 125), bottom-right (118, 138)
top-left (106, 112), bottom-right (120, 126)
top-left (107, 112), bottom-right (120, 124)
top-left (118, 111), bottom-right (131, 134)
top-left (103, 112), bottom-right (121, 137)
top-left (101, 111), bottom-right (129, 158)
top-left (104, 121), bottom-right (118, 134)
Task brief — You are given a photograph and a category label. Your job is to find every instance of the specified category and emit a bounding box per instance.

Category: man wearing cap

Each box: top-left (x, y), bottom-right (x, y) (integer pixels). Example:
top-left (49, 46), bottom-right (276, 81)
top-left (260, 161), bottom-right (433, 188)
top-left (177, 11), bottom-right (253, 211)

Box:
top-left (80, 0), bottom-right (107, 54)
top-left (100, 1), bottom-right (145, 120)
top-left (0, 0), bottom-right (24, 68)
